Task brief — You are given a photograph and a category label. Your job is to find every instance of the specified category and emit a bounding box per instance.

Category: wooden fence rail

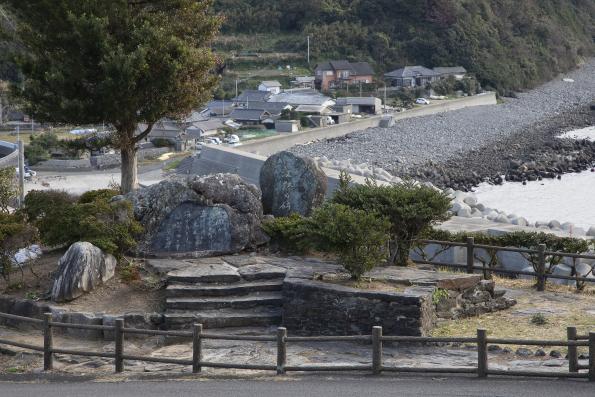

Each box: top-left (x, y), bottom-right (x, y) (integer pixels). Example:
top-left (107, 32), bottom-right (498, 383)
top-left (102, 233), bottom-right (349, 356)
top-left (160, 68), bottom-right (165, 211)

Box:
top-left (414, 238), bottom-right (595, 291)
top-left (0, 312), bottom-right (593, 381)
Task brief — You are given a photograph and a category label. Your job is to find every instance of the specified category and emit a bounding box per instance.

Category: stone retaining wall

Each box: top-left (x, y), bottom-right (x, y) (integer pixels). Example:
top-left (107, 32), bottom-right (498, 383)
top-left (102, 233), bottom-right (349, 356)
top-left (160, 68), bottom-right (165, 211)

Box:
top-left (282, 278), bottom-right (435, 336)
top-left (0, 295), bottom-right (161, 340)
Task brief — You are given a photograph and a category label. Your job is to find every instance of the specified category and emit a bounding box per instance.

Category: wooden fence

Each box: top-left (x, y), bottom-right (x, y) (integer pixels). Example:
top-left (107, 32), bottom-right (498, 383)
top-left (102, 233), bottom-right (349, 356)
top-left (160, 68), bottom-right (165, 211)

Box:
top-left (413, 238), bottom-right (595, 291)
top-left (0, 312), bottom-right (593, 381)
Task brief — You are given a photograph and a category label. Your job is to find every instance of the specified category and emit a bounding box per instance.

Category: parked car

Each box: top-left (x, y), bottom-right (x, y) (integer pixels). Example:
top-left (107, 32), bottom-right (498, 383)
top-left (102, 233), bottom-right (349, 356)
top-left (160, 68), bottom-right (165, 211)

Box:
top-left (227, 134), bottom-right (240, 144)
top-left (415, 98), bottom-right (431, 105)
top-left (15, 166), bottom-right (36, 180)
top-left (204, 137), bottom-right (222, 145)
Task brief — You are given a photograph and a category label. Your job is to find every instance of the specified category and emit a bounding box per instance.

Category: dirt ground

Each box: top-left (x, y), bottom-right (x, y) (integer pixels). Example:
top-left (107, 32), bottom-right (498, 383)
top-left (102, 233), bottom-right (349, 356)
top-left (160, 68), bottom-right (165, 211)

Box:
top-left (432, 276), bottom-right (595, 353)
top-left (0, 252), bottom-right (164, 314)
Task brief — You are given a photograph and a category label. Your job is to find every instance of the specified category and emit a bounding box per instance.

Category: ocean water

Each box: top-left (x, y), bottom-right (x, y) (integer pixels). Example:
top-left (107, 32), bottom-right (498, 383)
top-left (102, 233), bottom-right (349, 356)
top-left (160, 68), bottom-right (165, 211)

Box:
top-left (474, 127), bottom-right (595, 230)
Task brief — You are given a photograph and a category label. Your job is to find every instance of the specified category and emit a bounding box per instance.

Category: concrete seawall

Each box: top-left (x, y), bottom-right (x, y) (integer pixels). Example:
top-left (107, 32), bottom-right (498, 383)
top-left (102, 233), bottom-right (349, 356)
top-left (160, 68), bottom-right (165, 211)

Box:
top-left (237, 92), bottom-right (497, 156)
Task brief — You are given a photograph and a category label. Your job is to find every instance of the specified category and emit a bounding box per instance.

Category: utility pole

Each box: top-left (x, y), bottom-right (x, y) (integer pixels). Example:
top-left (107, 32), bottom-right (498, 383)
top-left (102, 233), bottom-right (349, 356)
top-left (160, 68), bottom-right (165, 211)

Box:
top-left (235, 79), bottom-right (238, 99)
top-left (307, 36), bottom-right (310, 65)
top-left (359, 81), bottom-right (362, 97)
top-left (18, 139), bottom-right (25, 208)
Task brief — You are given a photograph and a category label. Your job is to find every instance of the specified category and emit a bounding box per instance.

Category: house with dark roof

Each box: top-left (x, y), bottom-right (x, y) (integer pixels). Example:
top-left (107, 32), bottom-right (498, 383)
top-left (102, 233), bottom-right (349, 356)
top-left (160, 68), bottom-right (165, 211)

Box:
top-left (433, 66), bottom-right (467, 80)
top-left (228, 108), bottom-right (271, 125)
top-left (384, 66), bottom-right (441, 88)
top-left (233, 90), bottom-right (272, 106)
top-left (206, 100), bottom-right (235, 116)
top-left (239, 101), bottom-right (292, 117)
top-left (314, 60), bottom-right (374, 91)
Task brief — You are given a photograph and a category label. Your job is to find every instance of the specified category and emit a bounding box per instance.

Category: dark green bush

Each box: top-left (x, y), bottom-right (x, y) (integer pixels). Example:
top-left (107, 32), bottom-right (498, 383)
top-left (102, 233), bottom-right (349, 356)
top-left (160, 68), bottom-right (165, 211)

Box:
top-left (78, 189), bottom-right (119, 204)
top-left (22, 190), bottom-right (141, 257)
top-left (305, 203), bottom-right (390, 280)
top-left (0, 212), bottom-right (39, 281)
top-left (333, 173), bottom-right (451, 266)
top-left (151, 138), bottom-right (174, 148)
top-left (264, 204), bottom-right (390, 280)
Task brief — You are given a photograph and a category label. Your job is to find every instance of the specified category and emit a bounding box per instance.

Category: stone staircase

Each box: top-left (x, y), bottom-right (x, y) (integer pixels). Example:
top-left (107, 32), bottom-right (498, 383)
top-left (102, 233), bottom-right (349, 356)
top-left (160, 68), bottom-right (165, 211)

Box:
top-left (162, 259), bottom-right (287, 329)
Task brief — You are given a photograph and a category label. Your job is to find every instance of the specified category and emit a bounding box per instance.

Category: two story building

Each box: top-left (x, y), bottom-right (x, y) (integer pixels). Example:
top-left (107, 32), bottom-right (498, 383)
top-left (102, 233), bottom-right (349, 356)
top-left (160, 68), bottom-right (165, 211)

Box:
top-left (314, 60), bottom-right (374, 91)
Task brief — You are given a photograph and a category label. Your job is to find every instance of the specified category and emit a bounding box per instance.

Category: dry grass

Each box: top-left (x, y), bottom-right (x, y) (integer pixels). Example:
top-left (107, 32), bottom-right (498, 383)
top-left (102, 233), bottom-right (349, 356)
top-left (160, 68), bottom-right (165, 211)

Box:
top-left (431, 275), bottom-right (595, 353)
top-left (325, 278), bottom-right (406, 292)
top-left (0, 129), bottom-right (75, 144)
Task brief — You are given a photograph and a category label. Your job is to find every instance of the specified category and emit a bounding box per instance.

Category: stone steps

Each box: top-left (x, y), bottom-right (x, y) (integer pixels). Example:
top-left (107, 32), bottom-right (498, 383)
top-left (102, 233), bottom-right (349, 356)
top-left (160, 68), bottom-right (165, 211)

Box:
top-left (166, 292), bottom-right (283, 311)
top-left (163, 259), bottom-right (288, 329)
top-left (164, 307), bottom-right (282, 329)
top-left (166, 280), bottom-right (284, 298)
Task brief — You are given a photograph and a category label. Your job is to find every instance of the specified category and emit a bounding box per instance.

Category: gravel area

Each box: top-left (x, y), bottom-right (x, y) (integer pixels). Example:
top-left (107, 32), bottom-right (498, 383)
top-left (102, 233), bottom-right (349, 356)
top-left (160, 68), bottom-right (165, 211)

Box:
top-left (289, 59), bottom-right (595, 171)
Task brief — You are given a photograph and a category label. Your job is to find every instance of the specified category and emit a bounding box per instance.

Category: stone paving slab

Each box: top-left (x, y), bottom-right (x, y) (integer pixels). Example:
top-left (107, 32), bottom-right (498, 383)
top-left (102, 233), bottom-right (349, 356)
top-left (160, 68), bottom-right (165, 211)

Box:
top-left (145, 259), bottom-right (193, 275)
top-left (238, 264), bottom-right (287, 281)
top-left (364, 266), bottom-right (482, 291)
top-left (167, 263), bottom-right (241, 283)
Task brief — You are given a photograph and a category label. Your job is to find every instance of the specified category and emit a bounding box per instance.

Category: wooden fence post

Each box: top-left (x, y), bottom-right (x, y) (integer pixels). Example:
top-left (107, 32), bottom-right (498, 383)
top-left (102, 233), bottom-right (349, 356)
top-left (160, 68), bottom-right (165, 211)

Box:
top-left (466, 237), bottom-right (475, 274)
top-left (589, 332), bottom-right (595, 382)
top-left (567, 326), bottom-right (578, 373)
top-left (372, 326), bottom-right (383, 375)
top-left (536, 244), bottom-right (546, 291)
top-left (114, 318), bottom-right (124, 373)
top-left (43, 313), bottom-right (53, 371)
top-left (477, 329), bottom-right (488, 378)
top-left (192, 323), bottom-right (203, 374)
top-left (276, 327), bottom-right (287, 375)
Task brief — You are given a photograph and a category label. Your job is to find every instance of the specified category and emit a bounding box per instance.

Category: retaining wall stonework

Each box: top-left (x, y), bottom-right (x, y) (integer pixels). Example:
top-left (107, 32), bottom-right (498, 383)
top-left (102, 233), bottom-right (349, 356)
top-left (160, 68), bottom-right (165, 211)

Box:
top-left (282, 278), bottom-right (435, 336)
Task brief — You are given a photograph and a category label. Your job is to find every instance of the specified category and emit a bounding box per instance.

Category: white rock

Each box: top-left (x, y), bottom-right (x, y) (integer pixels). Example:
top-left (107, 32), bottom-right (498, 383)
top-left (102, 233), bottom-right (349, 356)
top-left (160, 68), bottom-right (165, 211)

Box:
top-left (470, 209), bottom-right (483, 218)
top-left (575, 263), bottom-right (594, 277)
top-left (457, 208), bottom-right (473, 218)
top-left (463, 196), bottom-right (478, 206)
top-left (51, 242), bottom-right (117, 302)
top-left (512, 217), bottom-right (529, 227)
top-left (587, 227), bottom-right (595, 237)
top-left (548, 220), bottom-right (561, 229)
top-left (495, 214), bottom-right (510, 224)
top-left (519, 265), bottom-right (537, 280)
top-left (561, 222), bottom-right (574, 231)
top-left (550, 263), bottom-right (574, 286)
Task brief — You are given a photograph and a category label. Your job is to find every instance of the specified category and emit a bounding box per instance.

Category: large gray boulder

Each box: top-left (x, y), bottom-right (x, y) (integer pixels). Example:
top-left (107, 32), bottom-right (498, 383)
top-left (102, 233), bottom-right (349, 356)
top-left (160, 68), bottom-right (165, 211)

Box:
top-left (51, 242), bottom-right (117, 302)
top-left (128, 174), bottom-right (268, 256)
top-left (260, 151), bottom-right (327, 217)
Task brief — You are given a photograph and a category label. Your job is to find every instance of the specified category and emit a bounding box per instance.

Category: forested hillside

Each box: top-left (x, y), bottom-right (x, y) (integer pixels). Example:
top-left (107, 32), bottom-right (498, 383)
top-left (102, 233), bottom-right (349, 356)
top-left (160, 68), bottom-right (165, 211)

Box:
top-left (215, 0), bottom-right (595, 92)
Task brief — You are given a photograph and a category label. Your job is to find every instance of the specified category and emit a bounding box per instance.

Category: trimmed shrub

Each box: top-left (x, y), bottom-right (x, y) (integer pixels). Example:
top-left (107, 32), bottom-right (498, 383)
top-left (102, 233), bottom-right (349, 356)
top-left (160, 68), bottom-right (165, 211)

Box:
top-left (22, 190), bottom-right (142, 257)
top-left (305, 203), bottom-right (390, 279)
top-left (333, 173), bottom-right (451, 266)
top-left (264, 204), bottom-right (390, 280)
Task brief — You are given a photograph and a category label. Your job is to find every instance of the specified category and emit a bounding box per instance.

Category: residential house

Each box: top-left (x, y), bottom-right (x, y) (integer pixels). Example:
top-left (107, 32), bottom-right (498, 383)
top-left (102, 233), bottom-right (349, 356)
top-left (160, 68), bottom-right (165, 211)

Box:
top-left (291, 76), bottom-right (315, 89)
top-left (294, 104), bottom-right (332, 115)
top-left (433, 66), bottom-right (467, 80)
top-left (145, 121), bottom-right (196, 151)
top-left (238, 101), bottom-right (292, 118)
top-left (268, 91), bottom-right (336, 108)
top-left (233, 90), bottom-right (272, 106)
top-left (335, 97), bottom-right (382, 115)
top-left (258, 81), bottom-right (282, 95)
top-left (228, 108), bottom-right (271, 126)
top-left (314, 60), bottom-right (375, 91)
top-left (384, 66), bottom-right (440, 88)
top-left (190, 118), bottom-right (225, 137)
top-left (206, 100), bottom-right (235, 117)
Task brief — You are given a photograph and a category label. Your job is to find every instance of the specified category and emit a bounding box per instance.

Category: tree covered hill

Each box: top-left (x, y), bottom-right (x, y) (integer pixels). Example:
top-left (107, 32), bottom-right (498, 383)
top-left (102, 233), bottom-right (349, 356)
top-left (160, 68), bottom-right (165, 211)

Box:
top-left (215, 0), bottom-right (595, 92)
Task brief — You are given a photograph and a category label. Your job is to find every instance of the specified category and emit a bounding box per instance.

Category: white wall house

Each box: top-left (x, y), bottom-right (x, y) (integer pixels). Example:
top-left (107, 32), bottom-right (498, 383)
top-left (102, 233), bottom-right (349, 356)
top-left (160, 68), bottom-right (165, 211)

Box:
top-left (258, 81), bottom-right (282, 95)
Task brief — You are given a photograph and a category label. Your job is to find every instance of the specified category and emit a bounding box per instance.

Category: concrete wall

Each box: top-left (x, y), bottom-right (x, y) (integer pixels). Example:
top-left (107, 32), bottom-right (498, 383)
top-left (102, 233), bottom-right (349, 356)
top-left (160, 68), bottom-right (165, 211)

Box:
top-left (33, 158), bottom-right (93, 171)
top-left (237, 92), bottom-right (497, 156)
top-left (0, 148), bottom-right (18, 168)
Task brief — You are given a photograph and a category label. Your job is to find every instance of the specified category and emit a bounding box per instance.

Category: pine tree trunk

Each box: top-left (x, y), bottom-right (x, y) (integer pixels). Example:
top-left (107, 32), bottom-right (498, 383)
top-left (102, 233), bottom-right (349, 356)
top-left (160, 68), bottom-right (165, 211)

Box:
top-left (120, 145), bottom-right (138, 194)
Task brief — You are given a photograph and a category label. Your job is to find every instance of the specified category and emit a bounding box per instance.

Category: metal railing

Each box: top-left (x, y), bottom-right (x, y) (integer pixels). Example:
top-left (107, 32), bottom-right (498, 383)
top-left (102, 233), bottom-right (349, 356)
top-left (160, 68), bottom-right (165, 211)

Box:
top-left (0, 312), bottom-right (593, 380)
top-left (414, 238), bottom-right (595, 291)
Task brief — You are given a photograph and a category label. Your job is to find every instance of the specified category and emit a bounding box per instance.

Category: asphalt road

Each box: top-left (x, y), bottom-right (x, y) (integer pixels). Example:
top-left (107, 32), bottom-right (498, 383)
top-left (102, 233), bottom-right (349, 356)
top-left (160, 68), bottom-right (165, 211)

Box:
top-left (1, 376), bottom-right (593, 397)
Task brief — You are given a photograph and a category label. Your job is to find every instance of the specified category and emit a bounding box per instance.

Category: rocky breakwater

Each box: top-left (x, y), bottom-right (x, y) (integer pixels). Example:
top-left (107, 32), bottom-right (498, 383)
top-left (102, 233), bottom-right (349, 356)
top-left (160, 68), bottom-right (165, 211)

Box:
top-left (126, 174), bottom-right (268, 257)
